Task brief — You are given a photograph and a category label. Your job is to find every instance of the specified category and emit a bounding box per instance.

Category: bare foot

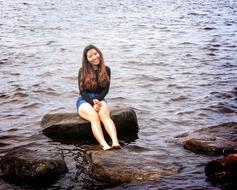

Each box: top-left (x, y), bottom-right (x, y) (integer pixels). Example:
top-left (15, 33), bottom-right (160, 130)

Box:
top-left (102, 145), bottom-right (112, 151)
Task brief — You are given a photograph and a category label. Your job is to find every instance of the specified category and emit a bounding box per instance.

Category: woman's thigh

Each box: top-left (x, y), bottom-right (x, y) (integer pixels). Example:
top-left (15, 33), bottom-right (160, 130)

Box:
top-left (78, 103), bottom-right (99, 122)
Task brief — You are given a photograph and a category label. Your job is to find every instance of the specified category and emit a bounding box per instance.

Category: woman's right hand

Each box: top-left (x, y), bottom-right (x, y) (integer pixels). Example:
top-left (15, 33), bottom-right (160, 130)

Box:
top-left (93, 104), bottom-right (100, 112)
top-left (93, 99), bottom-right (101, 112)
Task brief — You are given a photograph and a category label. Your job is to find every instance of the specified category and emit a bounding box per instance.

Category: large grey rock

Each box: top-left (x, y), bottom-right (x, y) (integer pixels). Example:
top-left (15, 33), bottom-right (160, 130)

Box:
top-left (0, 146), bottom-right (68, 185)
top-left (175, 122), bottom-right (237, 155)
top-left (41, 107), bottom-right (138, 142)
top-left (87, 148), bottom-right (180, 184)
top-left (205, 153), bottom-right (237, 183)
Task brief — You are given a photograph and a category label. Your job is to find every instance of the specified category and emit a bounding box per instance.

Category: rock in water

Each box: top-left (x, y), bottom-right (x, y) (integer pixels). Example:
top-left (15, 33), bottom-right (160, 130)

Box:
top-left (41, 107), bottom-right (138, 142)
top-left (87, 149), bottom-right (180, 184)
top-left (205, 153), bottom-right (237, 183)
top-left (175, 122), bottom-right (237, 155)
top-left (0, 146), bottom-right (68, 185)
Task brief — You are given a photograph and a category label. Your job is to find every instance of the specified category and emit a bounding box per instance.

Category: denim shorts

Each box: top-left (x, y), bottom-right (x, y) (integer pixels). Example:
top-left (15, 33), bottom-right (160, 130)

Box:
top-left (76, 93), bottom-right (107, 110)
top-left (76, 93), bottom-right (96, 110)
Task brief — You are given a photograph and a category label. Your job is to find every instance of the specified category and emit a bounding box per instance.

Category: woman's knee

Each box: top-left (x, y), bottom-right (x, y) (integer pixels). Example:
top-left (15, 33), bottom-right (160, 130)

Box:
top-left (99, 102), bottom-right (110, 120)
top-left (89, 112), bottom-right (100, 123)
top-left (99, 111), bottom-right (109, 120)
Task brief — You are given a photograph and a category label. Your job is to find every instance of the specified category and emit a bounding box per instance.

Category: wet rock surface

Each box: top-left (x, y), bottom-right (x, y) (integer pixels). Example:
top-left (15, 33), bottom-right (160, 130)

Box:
top-left (0, 146), bottom-right (68, 185)
top-left (41, 107), bottom-right (138, 142)
top-left (205, 153), bottom-right (237, 183)
top-left (87, 147), bottom-right (180, 184)
top-left (175, 122), bottom-right (237, 155)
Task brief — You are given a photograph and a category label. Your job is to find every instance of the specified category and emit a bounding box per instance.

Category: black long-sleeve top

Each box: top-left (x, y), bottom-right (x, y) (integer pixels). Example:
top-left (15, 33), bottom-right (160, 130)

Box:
top-left (78, 66), bottom-right (111, 106)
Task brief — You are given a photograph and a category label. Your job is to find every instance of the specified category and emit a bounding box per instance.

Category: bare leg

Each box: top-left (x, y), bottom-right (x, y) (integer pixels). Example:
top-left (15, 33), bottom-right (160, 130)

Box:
top-left (98, 101), bottom-right (120, 147)
top-left (78, 103), bottom-right (111, 150)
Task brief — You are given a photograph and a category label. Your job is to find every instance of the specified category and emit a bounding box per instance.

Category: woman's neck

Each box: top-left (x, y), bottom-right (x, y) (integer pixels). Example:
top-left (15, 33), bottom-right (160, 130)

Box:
top-left (92, 65), bottom-right (99, 70)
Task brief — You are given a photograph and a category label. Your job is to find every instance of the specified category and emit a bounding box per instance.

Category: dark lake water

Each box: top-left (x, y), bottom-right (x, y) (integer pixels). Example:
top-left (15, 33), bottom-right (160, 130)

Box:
top-left (1, 0), bottom-right (237, 189)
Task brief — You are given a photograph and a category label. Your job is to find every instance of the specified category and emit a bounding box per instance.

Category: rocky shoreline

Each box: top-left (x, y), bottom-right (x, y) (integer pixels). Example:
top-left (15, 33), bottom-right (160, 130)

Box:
top-left (175, 122), bottom-right (237, 185)
top-left (0, 108), bottom-right (236, 188)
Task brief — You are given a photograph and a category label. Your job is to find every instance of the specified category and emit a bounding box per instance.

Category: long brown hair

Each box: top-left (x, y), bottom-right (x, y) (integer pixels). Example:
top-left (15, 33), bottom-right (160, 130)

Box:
top-left (79, 45), bottom-right (110, 91)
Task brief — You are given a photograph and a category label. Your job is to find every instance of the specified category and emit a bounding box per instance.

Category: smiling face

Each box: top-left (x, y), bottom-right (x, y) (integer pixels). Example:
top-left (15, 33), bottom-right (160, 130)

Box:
top-left (86, 48), bottom-right (101, 66)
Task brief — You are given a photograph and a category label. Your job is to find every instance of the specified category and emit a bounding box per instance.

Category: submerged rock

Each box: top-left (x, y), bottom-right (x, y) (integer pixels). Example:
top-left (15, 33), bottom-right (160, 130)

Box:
top-left (87, 148), bottom-right (180, 184)
top-left (0, 146), bottom-right (68, 185)
top-left (175, 122), bottom-right (237, 155)
top-left (205, 153), bottom-right (237, 183)
top-left (41, 107), bottom-right (138, 142)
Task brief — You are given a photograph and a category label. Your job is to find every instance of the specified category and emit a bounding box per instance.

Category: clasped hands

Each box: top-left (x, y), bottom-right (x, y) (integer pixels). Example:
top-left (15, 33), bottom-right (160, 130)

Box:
top-left (93, 99), bottom-right (102, 112)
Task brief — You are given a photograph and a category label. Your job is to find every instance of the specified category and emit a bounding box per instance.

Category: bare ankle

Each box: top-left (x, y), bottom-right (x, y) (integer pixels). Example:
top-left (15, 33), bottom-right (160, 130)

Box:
top-left (112, 142), bottom-right (120, 146)
top-left (102, 145), bottom-right (111, 150)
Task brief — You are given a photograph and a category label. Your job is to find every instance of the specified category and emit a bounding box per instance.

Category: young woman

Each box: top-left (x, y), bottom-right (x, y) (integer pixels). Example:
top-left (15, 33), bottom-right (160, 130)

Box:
top-left (76, 45), bottom-right (121, 151)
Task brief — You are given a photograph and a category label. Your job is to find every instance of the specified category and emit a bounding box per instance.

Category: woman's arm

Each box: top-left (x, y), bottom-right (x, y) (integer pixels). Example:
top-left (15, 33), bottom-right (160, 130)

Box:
top-left (95, 66), bottom-right (111, 101)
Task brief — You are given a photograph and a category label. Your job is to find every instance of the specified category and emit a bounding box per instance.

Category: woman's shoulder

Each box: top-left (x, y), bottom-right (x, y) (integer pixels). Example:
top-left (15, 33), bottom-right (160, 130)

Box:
top-left (105, 65), bottom-right (111, 76)
top-left (105, 65), bottom-right (111, 72)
